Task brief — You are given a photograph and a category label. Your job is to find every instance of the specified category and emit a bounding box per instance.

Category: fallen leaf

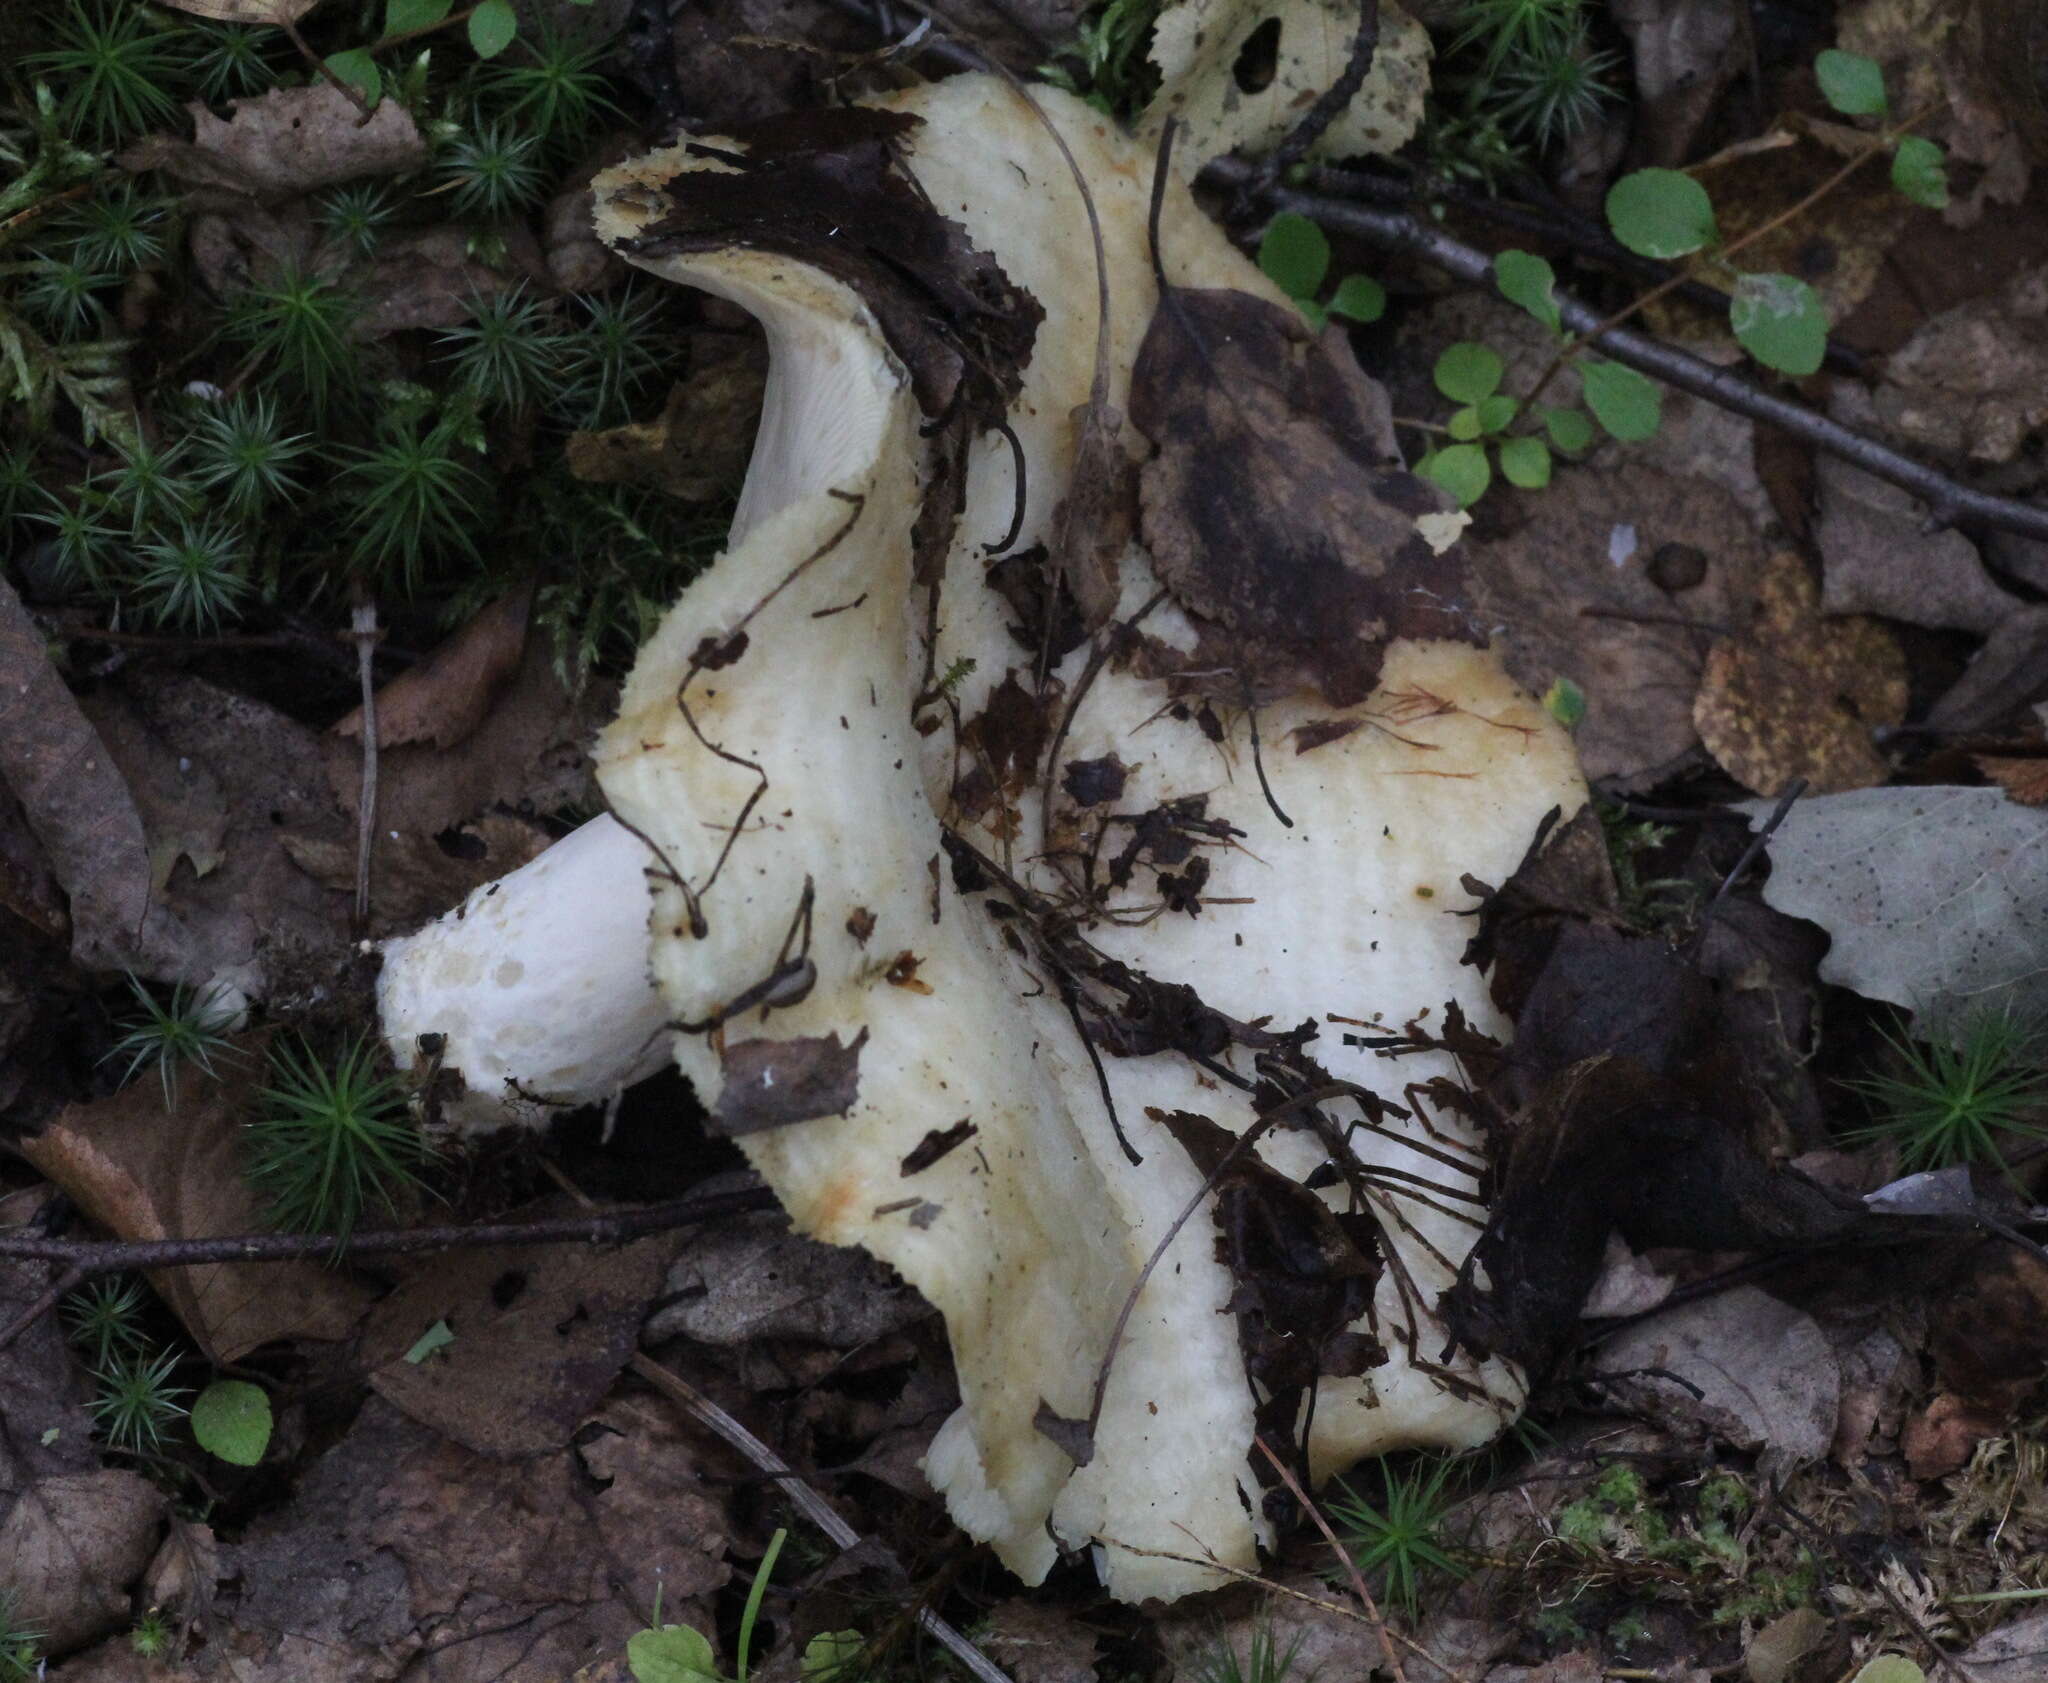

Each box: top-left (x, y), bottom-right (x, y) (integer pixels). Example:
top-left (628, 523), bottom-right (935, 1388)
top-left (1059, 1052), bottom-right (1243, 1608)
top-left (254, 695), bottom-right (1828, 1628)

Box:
top-left (1594, 1286), bottom-right (1841, 1464)
top-left (362, 1213), bottom-right (679, 1456)
top-left (1142, 0), bottom-right (1432, 169)
top-left (1694, 550), bottom-right (1905, 795)
top-left (1740, 785), bottom-right (2048, 1036)
top-left (157, 0), bottom-right (320, 19)
top-left (355, 225), bottom-right (522, 337)
top-left (185, 84), bottom-right (426, 199)
top-left (334, 581), bottom-right (534, 752)
top-left (0, 1248), bottom-right (101, 1495)
top-left (1874, 261), bottom-right (2048, 464)
top-left (0, 576), bottom-right (192, 976)
top-left (1130, 287), bottom-right (1473, 706)
top-left (0, 1470), bottom-right (165, 1654)
top-left (713, 1029), bottom-right (870, 1135)
top-left (1957, 1610), bottom-right (2048, 1681)
top-left (78, 691), bottom-right (229, 896)
top-left (575, 1395), bottom-right (732, 1616)
top-left (218, 1396), bottom-right (724, 1680)
top-left (565, 338), bottom-right (765, 500)
top-left (643, 1208), bottom-right (931, 1348)
top-left (1901, 1390), bottom-right (2004, 1480)
top-left (17, 1038), bottom-right (372, 1363)
top-left (321, 628), bottom-right (606, 842)
top-left (278, 809), bottom-right (552, 936)
top-left (979, 1599), bottom-right (1099, 1683)
top-left (1468, 464), bottom-right (1767, 787)
top-left (1976, 752), bottom-right (2048, 804)
top-left (1745, 1607), bottom-right (1833, 1683)
top-left (1611, 0), bottom-right (1747, 165)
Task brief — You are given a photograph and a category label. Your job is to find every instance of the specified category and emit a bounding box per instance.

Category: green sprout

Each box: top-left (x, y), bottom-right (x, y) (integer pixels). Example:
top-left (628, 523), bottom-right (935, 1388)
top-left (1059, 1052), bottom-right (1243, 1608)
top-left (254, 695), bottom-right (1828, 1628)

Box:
top-left (225, 262), bottom-right (364, 419)
top-left (130, 1607), bottom-right (175, 1658)
top-left (555, 287), bottom-right (668, 425)
top-left (88, 1345), bottom-right (191, 1456)
top-left (245, 1033), bottom-right (434, 1249)
top-left (1328, 1454), bottom-right (1468, 1616)
top-left (108, 430), bottom-right (194, 537)
top-left (102, 974), bottom-right (242, 1108)
top-left (1491, 18), bottom-right (1621, 147)
top-left (19, 249), bottom-right (118, 340)
top-left (440, 284), bottom-right (567, 412)
top-left (62, 1275), bottom-right (151, 1368)
top-left (1846, 1008), bottom-right (2048, 1175)
top-left (1186, 1622), bottom-right (1305, 1683)
top-left (0, 1590), bottom-right (42, 1683)
top-left (0, 446), bottom-right (38, 524)
top-left (319, 180), bottom-right (400, 261)
top-left (478, 16), bottom-right (620, 152)
top-left (189, 19), bottom-right (283, 101)
top-left (30, 492), bottom-right (120, 589)
top-left (338, 410), bottom-right (490, 588)
top-left (1038, 0), bottom-right (1164, 121)
top-left (439, 118), bottom-right (547, 221)
top-left (188, 391), bottom-right (309, 520)
top-left (131, 517), bottom-right (251, 632)
top-left (28, 0), bottom-right (195, 146)
top-left (67, 179), bottom-right (172, 273)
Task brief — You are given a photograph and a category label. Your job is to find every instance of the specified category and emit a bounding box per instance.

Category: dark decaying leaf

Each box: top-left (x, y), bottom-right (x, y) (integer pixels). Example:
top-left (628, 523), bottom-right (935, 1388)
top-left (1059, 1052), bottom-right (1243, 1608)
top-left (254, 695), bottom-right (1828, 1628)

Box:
top-left (1155, 1109), bottom-right (1383, 1401)
top-left (901, 1119), bottom-right (977, 1176)
top-left (713, 1028), bottom-right (870, 1136)
top-left (1061, 755), bottom-right (1128, 807)
top-left (1129, 288), bottom-right (1476, 706)
top-left (1443, 925), bottom-right (1932, 1373)
top-left (623, 107), bottom-right (1042, 423)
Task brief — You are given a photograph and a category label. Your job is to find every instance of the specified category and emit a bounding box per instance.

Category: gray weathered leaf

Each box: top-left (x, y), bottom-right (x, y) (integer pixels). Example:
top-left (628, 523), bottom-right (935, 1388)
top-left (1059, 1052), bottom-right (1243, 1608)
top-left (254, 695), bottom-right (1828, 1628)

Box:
top-left (1741, 786), bottom-right (2048, 1037)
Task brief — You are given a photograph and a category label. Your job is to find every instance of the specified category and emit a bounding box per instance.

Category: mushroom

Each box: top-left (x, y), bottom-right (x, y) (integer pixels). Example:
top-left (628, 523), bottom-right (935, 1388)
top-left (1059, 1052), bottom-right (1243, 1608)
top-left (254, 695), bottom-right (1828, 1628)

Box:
top-left (377, 75), bottom-right (1586, 1602)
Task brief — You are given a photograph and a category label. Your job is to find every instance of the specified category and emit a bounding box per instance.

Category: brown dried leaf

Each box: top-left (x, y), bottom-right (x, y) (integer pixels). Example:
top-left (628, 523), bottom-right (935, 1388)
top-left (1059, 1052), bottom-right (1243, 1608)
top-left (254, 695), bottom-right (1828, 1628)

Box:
top-left (355, 226), bottom-right (526, 337)
top-left (157, 0), bottom-right (320, 20)
top-left (0, 577), bottom-right (190, 975)
top-left (1976, 752), bottom-right (2048, 804)
top-left (1694, 551), bottom-right (1905, 795)
top-left (335, 581), bottom-right (533, 752)
top-left (78, 691), bottom-right (228, 896)
top-left (566, 337), bottom-right (765, 500)
top-left (363, 1217), bottom-right (679, 1457)
top-left (278, 809), bottom-right (552, 935)
top-left (0, 1471), bottom-right (165, 1654)
top-left (1131, 289), bottom-right (1471, 706)
top-left (1468, 465), bottom-right (1768, 787)
top-left (17, 1041), bottom-right (371, 1362)
top-left (712, 1029), bottom-right (869, 1136)
top-left (185, 84), bottom-right (426, 199)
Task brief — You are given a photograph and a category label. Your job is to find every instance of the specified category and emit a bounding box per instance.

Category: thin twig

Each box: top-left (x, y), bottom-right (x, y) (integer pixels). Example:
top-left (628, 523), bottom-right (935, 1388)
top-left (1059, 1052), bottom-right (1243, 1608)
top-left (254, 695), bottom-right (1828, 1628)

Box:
top-left (350, 595), bottom-right (380, 931)
top-left (1265, 0), bottom-right (1379, 183)
top-left (1254, 1437), bottom-right (1409, 1683)
top-left (281, 18), bottom-right (377, 122)
top-left (0, 1184), bottom-right (774, 1288)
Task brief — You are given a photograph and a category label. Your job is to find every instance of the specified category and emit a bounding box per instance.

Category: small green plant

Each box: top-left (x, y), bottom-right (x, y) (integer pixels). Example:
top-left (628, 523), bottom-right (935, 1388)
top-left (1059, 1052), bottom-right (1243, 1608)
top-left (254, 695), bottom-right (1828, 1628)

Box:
top-left (130, 1606), bottom-right (175, 1658)
top-left (556, 287), bottom-right (668, 425)
top-left (339, 410), bottom-right (490, 587)
top-left (66, 180), bottom-right (172, 274)
top-left (225, 262), bottom-right (365, 419)
top-left (1846, 1007), bottom-right (2048, 1175)
top-left (1186, 1621), bottom-right (1305, 1683)
top-left (30, 491), bottom-right (120, 588)
top-left (18, 248), bottom-right (118, 339)
top-left (109, 430), bottom-right (195, 537)
top-left (0, 1590), bottom-right (42, 1683)
top-left (319, 181), bottom-right (400, 261)
top-left (191, 1377), bottom-right (273, 1466)
top-left (1329, 1454), bottom-right (1467, 1616)
top-left (478, 16), bottom-right (619, 153)
top-left (131, 516), bottom-right (251, 632)
top-left (1256, 212), bottom-right (1385, 331)
top-left (102, 974), bottom-right (241, 1107)
top-left (441, 284), bottom-right (567, 412)
top-left (190, 18), bottom-right (283, 101)
top-left (1038, 0), bottom-right (1164, 121)
top-left (1438, 0), bottom-right (1620, 152)
top-left (188, 392), bottom-right (310, 520)
top-left (439, 118), bottom-right (547, 221)
top-left (1593, 799), bottom-right (1694, 927)
top-left (245, 1033), bottom-right (433, 1248)
top-left (63, 1275), bottom-right (151, 1367)
top-left (88, 1345), bottom-right (191, 1455)
top-left (28, 0), bottom-right (195, 146)
top-left (630, 1527), bottom-right (787, 1683)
